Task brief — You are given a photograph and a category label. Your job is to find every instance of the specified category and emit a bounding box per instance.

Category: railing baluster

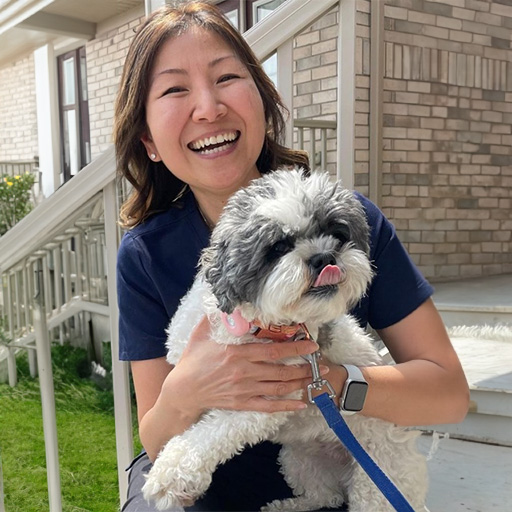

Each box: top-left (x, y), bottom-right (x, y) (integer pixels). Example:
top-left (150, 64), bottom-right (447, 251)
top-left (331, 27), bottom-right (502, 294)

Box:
top-left (321, 128), bottom-right (327, 171)
top-left (14, 269), bottom-right (21, 335)
top-left (33, 258), bottom-right (62, 512)
top-left (309, 128), bottom-right (316, 171)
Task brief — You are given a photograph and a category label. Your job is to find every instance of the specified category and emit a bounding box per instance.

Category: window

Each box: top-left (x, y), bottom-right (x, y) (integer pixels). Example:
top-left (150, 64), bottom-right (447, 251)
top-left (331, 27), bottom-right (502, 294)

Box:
top-left (217, 0), bottom-right (287, 86)
top-left (57, 47), bottom-right (91, 182)
top-left (253, 0), bottom-right (287, 22)
top-left (253, 0), bottom-right (287, 86)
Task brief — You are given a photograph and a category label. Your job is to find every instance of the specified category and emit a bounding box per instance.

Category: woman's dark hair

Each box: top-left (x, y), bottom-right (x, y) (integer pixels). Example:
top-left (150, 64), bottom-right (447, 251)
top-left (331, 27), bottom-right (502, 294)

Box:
top-left (114, 1), bottom-right (309, 228)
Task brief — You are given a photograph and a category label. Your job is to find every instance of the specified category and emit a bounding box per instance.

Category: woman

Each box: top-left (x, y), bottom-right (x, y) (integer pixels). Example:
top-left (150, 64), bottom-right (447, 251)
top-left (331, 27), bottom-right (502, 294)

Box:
top-left (114, 2), bottom-right (469, 511)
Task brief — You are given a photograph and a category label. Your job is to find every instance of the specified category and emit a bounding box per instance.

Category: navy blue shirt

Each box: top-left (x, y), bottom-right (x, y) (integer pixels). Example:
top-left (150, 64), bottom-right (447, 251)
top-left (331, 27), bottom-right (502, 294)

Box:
top-left (117, 188), bottom-right (433, 361)
top-left (116, 187), bottom-right (433, 510)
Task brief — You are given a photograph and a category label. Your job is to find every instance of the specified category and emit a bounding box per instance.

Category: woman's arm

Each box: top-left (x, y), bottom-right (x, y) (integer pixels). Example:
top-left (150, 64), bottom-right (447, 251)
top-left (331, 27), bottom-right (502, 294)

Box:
top-left (321, 298), bottom-right (470, 426)
top-left (132, 316), bottom-right (325, 461)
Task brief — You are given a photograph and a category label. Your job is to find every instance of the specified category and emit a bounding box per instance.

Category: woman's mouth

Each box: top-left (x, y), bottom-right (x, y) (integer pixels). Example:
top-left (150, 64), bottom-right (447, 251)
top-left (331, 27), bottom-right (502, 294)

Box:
top-left (188, 131), bottom-right (240, 155)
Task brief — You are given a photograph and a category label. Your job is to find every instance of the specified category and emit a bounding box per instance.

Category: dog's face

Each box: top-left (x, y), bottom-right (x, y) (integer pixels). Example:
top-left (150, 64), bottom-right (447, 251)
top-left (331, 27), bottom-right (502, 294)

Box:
top-left (200, 170), bottom-right (373, 326)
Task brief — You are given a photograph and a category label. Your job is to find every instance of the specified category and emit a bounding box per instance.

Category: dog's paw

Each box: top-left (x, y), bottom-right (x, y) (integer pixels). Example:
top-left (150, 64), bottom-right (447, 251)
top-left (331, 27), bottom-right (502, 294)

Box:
top-left (142, 468), bottom-right (211, 510)
top-left (142, 459), bottom-right (212, 510)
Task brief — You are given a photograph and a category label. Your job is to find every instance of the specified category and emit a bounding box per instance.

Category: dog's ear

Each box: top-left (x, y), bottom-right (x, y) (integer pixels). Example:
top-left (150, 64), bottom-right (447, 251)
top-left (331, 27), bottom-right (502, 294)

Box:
top-left (200, 241), bottom-right (240, 314)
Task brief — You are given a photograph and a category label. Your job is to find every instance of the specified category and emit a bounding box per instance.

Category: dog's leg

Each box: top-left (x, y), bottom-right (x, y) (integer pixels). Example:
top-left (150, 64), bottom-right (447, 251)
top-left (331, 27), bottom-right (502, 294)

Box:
top-left (143, 409), bottom-right (290, 510)
top-left (345, 419), bottom-right (428, 512)
top-left (262, 440), bottom-right (351, 512)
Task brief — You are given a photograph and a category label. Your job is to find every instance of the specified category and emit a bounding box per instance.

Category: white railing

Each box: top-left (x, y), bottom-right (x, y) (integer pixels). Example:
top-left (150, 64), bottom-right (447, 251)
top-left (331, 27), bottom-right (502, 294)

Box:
top-left (0, 0), bottom-right (347, 509)
top-left (295, 119), bottom-right (337, 172)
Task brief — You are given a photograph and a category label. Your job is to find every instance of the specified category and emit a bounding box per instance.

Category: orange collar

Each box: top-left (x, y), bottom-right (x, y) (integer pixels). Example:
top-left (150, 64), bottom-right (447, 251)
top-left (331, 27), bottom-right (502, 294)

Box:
top-left (251, 320), bottom-right (311, 342)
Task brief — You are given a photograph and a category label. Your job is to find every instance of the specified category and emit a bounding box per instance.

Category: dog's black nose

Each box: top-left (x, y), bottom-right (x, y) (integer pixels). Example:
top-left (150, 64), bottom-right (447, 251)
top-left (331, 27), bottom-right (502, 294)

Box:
top-left (309, 253), bottom-right (337, 272)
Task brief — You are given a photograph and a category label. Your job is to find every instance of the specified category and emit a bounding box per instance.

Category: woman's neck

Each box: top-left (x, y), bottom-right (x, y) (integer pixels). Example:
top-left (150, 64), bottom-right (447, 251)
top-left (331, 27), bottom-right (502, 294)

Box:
top-left (193, 193), bottom-right (226, 230)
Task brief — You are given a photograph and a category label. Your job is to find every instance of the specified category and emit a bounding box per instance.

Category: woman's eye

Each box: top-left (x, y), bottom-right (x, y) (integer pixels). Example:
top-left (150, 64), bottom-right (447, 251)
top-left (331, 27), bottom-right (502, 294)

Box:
top-left (162, 86), bottom-right (185, 96)
top-left (218, 74), bottom-right (239, 84)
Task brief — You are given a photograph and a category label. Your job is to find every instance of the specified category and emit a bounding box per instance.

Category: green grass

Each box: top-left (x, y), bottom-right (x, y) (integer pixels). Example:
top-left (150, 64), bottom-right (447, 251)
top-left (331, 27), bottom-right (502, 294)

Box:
top-left (0, 344), bottom-right (141, 512)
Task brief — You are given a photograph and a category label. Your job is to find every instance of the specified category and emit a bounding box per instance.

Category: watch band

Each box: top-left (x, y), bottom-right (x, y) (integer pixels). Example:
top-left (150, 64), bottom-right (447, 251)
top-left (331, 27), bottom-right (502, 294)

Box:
top-left (339, 364), bottom-right (368, 415)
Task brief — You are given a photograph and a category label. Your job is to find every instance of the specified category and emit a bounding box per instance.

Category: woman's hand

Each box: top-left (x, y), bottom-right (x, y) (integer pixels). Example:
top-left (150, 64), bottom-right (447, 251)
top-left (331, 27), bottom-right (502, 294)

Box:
top-left (135, 315), bottom-right (328, 460)
top-left (164, 316), bottom-right (329, 416)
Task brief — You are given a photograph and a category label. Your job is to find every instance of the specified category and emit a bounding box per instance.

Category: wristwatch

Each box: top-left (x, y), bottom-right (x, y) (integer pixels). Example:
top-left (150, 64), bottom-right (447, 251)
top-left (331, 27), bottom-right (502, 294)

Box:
top-left (339, 364), bottom-right (368, 415)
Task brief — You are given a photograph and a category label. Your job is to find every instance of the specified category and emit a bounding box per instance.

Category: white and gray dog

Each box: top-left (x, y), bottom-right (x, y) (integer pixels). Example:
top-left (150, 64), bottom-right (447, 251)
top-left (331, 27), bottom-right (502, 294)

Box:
top-left (143, 170), bottom-right (428, 512)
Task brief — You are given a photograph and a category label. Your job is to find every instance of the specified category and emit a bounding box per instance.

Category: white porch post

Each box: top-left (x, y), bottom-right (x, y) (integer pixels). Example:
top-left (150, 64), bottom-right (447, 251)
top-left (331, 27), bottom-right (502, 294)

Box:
top-left (277, 39), bottom-right (294, 149)
top-left (337, 0), bottom-right (357, 189)
top-left (34, 44), bottom-right (61, 197)
top-left (104, 182), bottom-right (133, 507)
top-left (369, 0), bottom-right (384, 206)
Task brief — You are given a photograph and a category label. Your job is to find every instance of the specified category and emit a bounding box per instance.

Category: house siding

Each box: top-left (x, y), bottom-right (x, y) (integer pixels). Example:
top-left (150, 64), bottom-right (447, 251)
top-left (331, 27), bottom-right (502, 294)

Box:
top-left (0, 54), bottom-right (38, 161)
top-left (381, 0), bottom-right (512, 280)
top-left (86, 14), bottom-right (144, 160)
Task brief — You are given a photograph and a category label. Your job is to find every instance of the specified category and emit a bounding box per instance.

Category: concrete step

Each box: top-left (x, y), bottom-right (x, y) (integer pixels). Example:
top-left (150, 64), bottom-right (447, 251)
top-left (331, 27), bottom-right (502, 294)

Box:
top-left (433, 274), bottom-right (512, 328)
top-left (422, 325), bottom-right (512, 447)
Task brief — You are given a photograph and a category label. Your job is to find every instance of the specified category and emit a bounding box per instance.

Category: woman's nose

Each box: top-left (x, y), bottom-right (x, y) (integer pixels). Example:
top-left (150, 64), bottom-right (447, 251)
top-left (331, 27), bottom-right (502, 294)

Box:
top-left (191, 88), bottom-right (227, 123)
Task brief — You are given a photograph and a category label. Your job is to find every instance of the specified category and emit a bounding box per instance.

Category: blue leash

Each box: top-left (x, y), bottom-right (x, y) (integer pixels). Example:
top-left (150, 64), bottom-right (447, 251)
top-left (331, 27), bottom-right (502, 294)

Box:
top-left (312, 392), bottom-right (415, 512)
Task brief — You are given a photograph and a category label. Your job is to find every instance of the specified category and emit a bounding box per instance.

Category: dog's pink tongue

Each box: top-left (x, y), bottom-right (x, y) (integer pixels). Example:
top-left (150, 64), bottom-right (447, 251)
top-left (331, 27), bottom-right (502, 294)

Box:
top-left (313, 265), bottom-right (342, 287)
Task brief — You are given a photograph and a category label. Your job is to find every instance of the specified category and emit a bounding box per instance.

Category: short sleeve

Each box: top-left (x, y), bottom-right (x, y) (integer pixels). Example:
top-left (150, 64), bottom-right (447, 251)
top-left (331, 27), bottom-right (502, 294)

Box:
top-left (117, 233), bottom-right (169, 360)
top-left (351, 194), bottom-right (434, 330)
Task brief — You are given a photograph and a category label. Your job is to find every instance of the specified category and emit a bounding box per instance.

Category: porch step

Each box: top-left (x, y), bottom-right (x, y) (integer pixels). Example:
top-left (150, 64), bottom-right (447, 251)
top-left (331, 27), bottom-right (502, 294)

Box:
top-left (421, 325), bottom-right (512, 447)
top-left (433, 274), bottom-right (512, 328)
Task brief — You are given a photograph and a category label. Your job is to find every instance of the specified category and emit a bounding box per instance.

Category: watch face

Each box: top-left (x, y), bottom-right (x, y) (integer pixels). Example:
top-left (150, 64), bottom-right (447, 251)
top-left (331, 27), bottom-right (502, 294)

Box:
top-left (344, 381), bottom-right (368, 412)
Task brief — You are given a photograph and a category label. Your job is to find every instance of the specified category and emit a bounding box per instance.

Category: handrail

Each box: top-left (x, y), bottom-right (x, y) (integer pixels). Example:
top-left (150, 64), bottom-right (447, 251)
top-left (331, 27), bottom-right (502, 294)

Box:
top-left (0, 146), bottom-right (115, 273)
top-left (244, 0), bottom-right (337, 60)
top-left (294, 119), bottom-right (336, 130)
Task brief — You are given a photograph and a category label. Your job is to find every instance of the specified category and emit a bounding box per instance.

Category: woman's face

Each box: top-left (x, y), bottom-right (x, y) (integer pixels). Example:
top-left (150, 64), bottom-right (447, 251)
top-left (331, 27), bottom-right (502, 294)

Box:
top-left (142, 27), bottom-right (266, 203)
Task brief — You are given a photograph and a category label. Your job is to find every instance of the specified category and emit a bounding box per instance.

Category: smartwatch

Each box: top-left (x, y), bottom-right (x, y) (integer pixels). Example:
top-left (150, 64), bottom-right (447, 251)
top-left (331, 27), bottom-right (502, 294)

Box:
top-left (339, 364), bottom-right (368, 415)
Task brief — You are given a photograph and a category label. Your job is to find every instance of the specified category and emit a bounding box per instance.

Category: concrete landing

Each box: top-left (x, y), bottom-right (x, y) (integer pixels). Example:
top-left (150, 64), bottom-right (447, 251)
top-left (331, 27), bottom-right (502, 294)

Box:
top-left (418, 435), bottom-right (512, 512)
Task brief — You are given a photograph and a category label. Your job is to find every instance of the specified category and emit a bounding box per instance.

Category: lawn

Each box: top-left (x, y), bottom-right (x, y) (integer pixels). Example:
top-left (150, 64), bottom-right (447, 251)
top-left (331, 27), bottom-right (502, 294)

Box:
top-left (0, 344), bottom-right (141, 512)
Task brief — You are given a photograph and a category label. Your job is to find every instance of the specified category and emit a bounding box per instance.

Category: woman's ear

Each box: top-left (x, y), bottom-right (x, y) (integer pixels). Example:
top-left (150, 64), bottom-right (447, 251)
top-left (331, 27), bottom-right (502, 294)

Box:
top-left (141, 132), bottom-right (160, 162)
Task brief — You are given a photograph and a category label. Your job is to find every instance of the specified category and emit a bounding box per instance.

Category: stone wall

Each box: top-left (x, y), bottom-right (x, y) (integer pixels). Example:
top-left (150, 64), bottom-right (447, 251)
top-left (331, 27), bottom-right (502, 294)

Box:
top-left (0, 54), bottom-right (38, 161)
top-left (382, 0), bottom-right (512, 280)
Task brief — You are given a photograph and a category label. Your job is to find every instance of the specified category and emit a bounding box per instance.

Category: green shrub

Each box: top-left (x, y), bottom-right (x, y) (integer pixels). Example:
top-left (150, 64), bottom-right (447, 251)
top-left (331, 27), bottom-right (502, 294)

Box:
top-left (0, 172), bottom-right (36, 235)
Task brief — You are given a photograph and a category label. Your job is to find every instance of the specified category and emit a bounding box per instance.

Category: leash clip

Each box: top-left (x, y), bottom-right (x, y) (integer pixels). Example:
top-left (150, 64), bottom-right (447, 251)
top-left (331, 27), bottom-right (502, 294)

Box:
top-left (304, 351), bottom-right (336, 404)
top-left (298, 324), bottom-right (336, 404)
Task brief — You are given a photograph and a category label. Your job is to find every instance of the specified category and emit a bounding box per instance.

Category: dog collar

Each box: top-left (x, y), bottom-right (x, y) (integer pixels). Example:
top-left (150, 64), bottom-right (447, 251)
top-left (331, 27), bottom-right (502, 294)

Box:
top-left (251, 320), bottom-right (302, 341)
top-left (221, 310), bottom-right (306, 342)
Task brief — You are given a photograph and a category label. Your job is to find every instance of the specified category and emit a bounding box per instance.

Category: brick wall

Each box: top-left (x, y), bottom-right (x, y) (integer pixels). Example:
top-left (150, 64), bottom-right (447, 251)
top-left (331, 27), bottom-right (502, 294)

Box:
top-left (293, 5), bottom-right (339, 175)
top-left (382, 0), bottom-right (512, 280)
top-left (86, 14), bottom-right (143, 159)
top-left (0, 54), bottom-right (38, 161)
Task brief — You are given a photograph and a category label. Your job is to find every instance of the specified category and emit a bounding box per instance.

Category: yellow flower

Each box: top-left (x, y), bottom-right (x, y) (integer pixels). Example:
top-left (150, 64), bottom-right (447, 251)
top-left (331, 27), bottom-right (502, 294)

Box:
top-left (6, 181), bottom-right (13, 186)
top-left (15, 175), bottom-right (21, 180)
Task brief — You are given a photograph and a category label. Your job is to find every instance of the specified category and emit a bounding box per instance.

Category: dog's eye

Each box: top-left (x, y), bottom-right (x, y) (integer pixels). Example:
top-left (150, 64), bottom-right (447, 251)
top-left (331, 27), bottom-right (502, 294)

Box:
top-left (330, 223), bottom-right (350, 247)
top-left (266, 237), bottom-right (294, 262)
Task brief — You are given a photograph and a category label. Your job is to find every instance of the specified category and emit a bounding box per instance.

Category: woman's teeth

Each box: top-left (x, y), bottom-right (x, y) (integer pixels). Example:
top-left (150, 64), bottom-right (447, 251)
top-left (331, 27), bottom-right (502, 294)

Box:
top-left (189, 131), bottom-right (238, 152)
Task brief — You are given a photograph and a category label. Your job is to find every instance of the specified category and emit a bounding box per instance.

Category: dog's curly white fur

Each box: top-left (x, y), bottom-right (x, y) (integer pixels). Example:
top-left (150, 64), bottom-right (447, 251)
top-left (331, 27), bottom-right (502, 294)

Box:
top-left (142, 170), bottom-right (429, 511)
